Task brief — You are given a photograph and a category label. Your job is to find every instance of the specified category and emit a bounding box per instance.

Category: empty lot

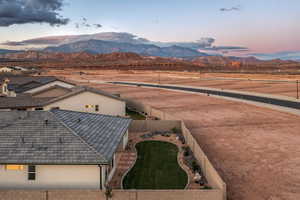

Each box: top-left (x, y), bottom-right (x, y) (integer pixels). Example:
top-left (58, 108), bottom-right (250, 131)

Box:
top-left (48, 69), bottom-right (300, 99)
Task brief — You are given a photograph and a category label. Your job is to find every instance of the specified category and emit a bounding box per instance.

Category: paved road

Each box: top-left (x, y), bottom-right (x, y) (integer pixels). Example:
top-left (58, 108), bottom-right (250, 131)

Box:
top-left (110, 81), bottom-right (300, 110)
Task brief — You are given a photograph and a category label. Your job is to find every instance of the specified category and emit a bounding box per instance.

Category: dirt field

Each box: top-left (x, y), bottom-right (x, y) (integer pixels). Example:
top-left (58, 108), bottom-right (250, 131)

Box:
top-left (46, 69), bottom-right (300, 99)
top-left (46, 69), bottom-right (300, 200)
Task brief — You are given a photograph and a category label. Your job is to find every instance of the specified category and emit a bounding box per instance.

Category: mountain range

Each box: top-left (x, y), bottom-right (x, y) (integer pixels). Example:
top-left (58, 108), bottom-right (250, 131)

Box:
top-left (0, 49), bottom-right (23, 54)
top-left (1, 32), bottom-right (299, 61)
top-left (43, 39), bottom-right (207, 58)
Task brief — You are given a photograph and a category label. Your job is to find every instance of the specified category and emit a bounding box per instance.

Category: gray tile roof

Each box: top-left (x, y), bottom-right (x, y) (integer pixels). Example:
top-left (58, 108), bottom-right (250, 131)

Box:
top-left (0, 94), bottom-right (54, 109)
top-left (0, 75), bottom-right (75, 93)
top-left (46, 86), bottom-right (125, 104)
top-left (0, 110), bottom-right (131, 165)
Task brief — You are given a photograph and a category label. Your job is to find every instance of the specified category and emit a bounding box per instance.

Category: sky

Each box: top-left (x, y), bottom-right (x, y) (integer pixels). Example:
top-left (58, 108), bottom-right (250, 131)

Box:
top-left (0, 0), bottom-right (299, 58)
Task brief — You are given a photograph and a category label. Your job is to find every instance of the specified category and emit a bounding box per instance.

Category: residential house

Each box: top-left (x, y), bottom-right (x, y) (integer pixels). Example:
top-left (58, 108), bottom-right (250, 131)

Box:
top-left (0, 76), bottom-right (76, 94)
top-left (0, 86), bottom-right (126, 116)
top-left (0, 67), bottom-right (14, 73)
top-left (0, 109), bottom-right (131, 189)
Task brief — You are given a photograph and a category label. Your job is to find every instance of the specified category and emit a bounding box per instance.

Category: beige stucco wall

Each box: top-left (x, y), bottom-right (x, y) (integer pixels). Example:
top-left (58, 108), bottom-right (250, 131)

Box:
top-left (25, 81), bottom-right (75, 94)
top-left (0, 165), bottom-right (101, 189)
top-left (32, 87), bottom-right (71, 98)
top-left (129, 120), bottom-right (181, 133)
top-left (44, 91), bottom-right (126, 116)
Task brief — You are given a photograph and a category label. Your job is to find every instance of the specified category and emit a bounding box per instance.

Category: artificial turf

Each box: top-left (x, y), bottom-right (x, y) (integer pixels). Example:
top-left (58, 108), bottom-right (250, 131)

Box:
top-left (123, 141), bottom-right (188, 189)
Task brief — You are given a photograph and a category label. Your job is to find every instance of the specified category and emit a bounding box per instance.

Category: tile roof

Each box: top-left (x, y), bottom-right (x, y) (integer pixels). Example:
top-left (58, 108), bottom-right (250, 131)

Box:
top-left (0, 94), bottom-right (54, 109)
top-left (0, 109), bottom-right (131, 165)
top-left (46, 86), bottom-right (124, 104)
top-left (0, 75), bottom-right (75, 93)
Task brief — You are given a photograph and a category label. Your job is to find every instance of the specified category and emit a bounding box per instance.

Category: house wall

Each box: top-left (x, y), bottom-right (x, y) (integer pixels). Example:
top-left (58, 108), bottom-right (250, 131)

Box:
top-left (0, 165), bottom-right (101, 189)
top-left (44, 91), bottom-right (126, 116)
top-left (25, 81), bottom-right (75, 94)
top-left (32, 87), bottom-right (71, 98)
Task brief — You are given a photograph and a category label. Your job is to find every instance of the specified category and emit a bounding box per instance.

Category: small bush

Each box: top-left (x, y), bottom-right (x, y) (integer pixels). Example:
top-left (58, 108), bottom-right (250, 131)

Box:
top-left (105, 185), bottom-right (113, 199)
top-left (192, 161), bottom-right (200, 172)
top-left (171, 127), bottom-right (180, 133)
top-left (203, 185), bottom-right (212, 190)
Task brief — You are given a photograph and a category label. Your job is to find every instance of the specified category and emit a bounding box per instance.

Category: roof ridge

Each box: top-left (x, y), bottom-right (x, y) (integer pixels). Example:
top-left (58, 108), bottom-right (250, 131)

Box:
top-left (51, 108), bottom-right (130, 120)
top-left (48, 111), bottom-right (108, 163)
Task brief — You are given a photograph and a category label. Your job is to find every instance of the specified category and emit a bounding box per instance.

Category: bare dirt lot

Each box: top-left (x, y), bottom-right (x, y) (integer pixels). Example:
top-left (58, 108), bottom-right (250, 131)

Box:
top-left (47, 69), bottom-right (300, 99)
top-left (47, 69), bottom-right (300, 200)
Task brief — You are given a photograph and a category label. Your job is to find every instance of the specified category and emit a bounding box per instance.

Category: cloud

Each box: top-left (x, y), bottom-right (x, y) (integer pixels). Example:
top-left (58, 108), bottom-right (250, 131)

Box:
top-left (251, 51), bottom-right (300, 61)
top-left (1, 32), bottom-right (150, 46)
top-left (205, 46), bottom-right (248, 51)
top-left (94, 23), bottom-right (102, 28)
top-left (220, 6), bottom-right (241, 12)
top-left (0, 0), bottom-right (69, 27)
top-left (74, 17), bottom-right (102, 29)
top-left (153, 38), bottom-right (216, 49)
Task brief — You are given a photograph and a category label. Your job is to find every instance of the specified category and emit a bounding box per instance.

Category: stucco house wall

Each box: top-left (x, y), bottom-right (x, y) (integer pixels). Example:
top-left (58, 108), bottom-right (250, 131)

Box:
top-left (0, 165), bottom-right (101, 189)
top-left (44, 91), bottom-right (126, 116)
top-left (25, 81), bottom-right (75, 94)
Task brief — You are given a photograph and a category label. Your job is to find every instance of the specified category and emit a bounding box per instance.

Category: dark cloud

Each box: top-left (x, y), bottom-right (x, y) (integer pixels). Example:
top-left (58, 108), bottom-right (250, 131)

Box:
top-left (74, 17), bottom-right (102, 29)
top-left (205, 46), bottom-right (248, 51)
top-left (94, 23), bottom-right (102, 28)
top-left (220, 6), bottom-right (241, 12)
top-left (0, 0), bottom-right (69, 26)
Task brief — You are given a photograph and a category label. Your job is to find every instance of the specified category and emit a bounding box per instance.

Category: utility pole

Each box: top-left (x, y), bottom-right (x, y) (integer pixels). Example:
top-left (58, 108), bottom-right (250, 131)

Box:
top-left (297, 80), bottom-right (299, 99)
top-left (158, 71), bottom-right (161, 85)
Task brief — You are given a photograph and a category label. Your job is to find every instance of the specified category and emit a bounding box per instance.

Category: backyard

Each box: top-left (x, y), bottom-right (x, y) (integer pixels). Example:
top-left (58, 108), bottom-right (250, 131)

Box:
top-left (123, 141), bottom-right (188, 189)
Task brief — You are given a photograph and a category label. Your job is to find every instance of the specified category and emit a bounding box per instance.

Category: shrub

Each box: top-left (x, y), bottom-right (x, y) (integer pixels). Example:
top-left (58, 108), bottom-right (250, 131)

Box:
top-left (105, 185), bottom-right (113, 199)
top-left (182, 146), bottom-right (190, 156)
top-left (192, 161), bottom-right (200, 172)
top-left (203, 185), bottom-right (212, 190)
top-left (171, 127), bottom-right (180, 134)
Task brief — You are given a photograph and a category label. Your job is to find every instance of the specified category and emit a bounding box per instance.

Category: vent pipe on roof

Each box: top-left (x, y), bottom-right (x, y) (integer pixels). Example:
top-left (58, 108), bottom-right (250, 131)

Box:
top-left (45, 119), bottom-right (48, 125)
top-left (59, 137), bottom-right (63, 144)
top-left (78, 118), bottom-right (81, 123)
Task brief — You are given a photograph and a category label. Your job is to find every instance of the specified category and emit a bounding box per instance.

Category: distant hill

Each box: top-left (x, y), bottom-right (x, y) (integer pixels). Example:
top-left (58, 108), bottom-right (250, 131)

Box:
top-left (0, 49), bottom-right (23, 54)
top-left (192, 55), bottom-right (298, 67)
top-left (44, 40), bottom-right (207, 58)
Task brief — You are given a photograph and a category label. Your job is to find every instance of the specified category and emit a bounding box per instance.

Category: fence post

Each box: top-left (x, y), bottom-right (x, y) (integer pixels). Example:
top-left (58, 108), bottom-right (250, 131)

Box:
top-left (297, 80), bottom-right (299, 99)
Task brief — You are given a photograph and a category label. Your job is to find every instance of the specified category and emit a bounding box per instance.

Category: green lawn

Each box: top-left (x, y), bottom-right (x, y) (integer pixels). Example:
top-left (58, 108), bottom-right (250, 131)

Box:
top-left (123, 141), bottom-right (188, 189)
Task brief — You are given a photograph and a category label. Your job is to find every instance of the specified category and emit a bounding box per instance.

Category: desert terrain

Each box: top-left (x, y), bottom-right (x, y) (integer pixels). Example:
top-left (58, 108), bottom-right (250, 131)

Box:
top-left (44, 69), bottom-right (300, 200)
top-left (46, 69), bottom-right (300, 99)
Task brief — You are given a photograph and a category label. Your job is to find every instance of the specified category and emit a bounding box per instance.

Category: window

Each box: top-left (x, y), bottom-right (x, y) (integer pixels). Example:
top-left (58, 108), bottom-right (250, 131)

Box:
top-left (5, 165), bottom-right (24, 170)
top-left (35, 108), bottom-right (44, 111)
top-left (28, 165), bottom-right (36, 181)
top-left (95, 105), bottom-right (99, 112)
